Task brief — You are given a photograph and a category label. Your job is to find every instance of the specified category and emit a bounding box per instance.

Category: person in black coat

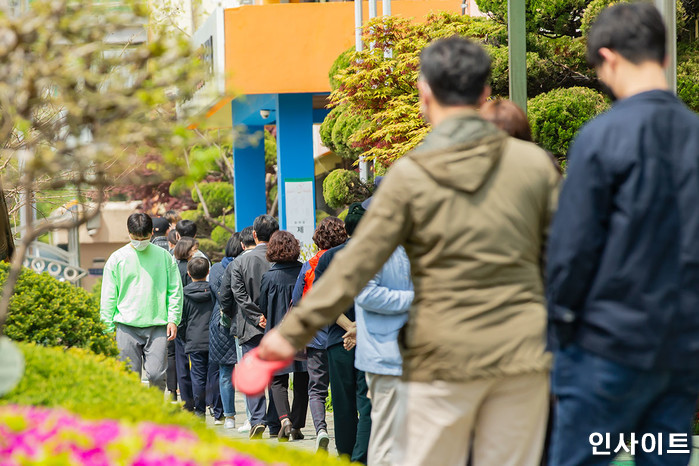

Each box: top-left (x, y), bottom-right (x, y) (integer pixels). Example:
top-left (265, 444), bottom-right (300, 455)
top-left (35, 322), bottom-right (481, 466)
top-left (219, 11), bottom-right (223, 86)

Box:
top-left (181, 257), bottom-right (215, 417)
top-left (209, 233), bottom-right (243, 429)
top-left (260, 230), bottom-right (308, 442)
top-left (172, 237), bottom-right (198, 411)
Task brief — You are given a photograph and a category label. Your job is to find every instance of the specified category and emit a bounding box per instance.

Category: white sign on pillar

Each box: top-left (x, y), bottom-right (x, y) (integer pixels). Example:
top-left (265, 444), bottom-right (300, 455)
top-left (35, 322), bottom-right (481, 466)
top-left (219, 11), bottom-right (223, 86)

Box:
top-left (284, 179), bottom-right (315, 248)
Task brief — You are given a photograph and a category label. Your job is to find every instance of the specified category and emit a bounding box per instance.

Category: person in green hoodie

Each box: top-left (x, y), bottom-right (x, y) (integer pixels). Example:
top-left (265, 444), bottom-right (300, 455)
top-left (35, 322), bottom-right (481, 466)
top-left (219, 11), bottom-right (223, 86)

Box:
top-left (257, 37), bottom-right (560, 466)
top-left (100, 213), bottom-right (183, 391)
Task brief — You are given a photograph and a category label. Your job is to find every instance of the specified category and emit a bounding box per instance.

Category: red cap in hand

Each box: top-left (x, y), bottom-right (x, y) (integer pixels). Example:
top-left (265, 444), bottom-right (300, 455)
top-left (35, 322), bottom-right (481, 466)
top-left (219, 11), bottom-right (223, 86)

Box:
top-left (233, 347), bottom-right (293, 397)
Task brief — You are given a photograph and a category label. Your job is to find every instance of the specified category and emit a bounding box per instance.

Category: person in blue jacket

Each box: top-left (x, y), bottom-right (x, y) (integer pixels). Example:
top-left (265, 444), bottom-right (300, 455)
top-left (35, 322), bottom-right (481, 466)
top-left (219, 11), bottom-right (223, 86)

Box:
top-left (546, 4), bottom-right (699, 466)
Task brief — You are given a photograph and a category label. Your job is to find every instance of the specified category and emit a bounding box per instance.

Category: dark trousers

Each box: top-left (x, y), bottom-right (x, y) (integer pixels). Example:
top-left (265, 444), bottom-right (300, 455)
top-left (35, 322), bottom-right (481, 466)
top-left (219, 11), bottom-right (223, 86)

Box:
top-left (166, 339), bottom-right (177, 398)
top-left (241, 334), bottom-right (280, 432)
top-left (307, 347), bottom-right (329, 433)
top-left (175, 336), bottom-right (193, 410)
top-left (550, 344), bottom-right (699, 466)
top-left (327, 343), bottom-right (372, 464)
top-left (188, 351), bottom-right (210, 415)
top-left (206, 357), bottom-right (223, 419)
top-left (270, 371), bottom-right (309, 429)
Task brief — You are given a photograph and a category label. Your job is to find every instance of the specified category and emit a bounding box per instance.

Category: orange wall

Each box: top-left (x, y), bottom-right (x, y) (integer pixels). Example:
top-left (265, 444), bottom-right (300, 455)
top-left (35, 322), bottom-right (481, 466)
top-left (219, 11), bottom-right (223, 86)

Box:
top-left (224, 0), bottom-right (462, 95)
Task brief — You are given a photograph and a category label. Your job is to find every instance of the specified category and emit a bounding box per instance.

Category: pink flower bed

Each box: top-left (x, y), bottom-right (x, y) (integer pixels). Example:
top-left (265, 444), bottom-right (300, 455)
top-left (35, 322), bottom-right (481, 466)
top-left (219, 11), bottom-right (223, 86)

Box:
top-left (0, 405), bottom-right (266, 466)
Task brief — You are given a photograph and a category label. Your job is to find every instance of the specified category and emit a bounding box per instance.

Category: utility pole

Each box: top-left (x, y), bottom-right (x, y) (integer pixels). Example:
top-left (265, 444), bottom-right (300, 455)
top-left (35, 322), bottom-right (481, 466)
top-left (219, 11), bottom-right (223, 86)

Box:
top-left (654, 0), bottom-right (677, 93)
top-left (507, 0), bottom-right (527, 114)
top-left (355, 0), bottom-right (369, 183)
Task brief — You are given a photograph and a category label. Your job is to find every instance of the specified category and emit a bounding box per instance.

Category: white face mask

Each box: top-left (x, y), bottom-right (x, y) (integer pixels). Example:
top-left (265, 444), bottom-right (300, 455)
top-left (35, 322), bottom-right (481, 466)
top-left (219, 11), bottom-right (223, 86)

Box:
top-left (130, 239), bottom-right (150, 251)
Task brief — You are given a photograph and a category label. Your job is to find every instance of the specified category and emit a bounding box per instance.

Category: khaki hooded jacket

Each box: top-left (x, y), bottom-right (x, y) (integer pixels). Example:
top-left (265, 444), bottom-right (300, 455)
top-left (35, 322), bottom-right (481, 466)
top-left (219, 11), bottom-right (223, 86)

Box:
top-left (279, 110), bottom-right (561, 382)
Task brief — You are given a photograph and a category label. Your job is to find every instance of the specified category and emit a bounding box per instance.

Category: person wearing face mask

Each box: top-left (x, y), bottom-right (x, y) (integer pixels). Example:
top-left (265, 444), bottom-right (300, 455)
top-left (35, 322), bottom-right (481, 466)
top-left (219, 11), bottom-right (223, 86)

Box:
top-left (100, 213), bottom-right (184, 391)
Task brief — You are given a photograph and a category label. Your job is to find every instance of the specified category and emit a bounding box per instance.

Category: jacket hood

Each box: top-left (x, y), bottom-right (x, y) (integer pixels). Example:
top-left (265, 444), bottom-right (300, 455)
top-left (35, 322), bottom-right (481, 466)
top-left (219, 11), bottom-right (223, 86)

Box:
top-left (183, 281), bottom-right (213, 303)
top-left (408, 111), bottom-right (507, 193)
top-left (221, 256), bottom-right (233, 269)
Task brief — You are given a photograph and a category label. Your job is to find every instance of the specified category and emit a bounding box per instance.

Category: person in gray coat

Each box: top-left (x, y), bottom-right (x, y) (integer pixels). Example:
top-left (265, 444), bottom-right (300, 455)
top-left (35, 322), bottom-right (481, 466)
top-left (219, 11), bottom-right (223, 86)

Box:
top-left (229, 214), bottom-right (279, 439)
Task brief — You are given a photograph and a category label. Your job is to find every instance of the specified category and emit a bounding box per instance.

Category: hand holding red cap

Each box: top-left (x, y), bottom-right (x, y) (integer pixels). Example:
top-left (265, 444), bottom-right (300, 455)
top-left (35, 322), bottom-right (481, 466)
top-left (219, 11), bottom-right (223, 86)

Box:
top-left (233, 347), bottom-right (293, 397)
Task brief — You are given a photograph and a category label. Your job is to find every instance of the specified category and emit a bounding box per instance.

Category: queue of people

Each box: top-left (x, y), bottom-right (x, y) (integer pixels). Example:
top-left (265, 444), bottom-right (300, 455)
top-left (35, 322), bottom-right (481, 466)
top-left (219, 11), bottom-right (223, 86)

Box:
top-left (100, 3), bottom-right (699, 465)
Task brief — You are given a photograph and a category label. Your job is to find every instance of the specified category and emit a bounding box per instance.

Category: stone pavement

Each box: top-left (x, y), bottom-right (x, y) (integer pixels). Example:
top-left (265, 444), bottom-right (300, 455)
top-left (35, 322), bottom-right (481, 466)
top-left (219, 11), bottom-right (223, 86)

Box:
top-left (202, 387), bottom-right (339, 457)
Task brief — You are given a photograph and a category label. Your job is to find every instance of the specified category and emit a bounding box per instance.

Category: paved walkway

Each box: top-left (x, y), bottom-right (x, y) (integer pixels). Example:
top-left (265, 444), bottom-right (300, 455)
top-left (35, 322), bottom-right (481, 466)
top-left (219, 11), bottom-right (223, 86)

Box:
top-left (202, 387), bottom-right (339, 457)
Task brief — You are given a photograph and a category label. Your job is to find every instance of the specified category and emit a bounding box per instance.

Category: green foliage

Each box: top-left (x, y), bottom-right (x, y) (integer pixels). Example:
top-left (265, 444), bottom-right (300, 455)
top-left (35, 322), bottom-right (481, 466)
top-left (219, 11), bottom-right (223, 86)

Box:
top-left (331, 108), bottom-right (367, 161)
top-left (528, 87), bottom-right (609, 156)
top-left (1, 343), bottom-right (350, 466)
top-left (322, 169), bottom-right (370, 209)
top-left (197, 238), bottom-right (222, 261)
top-left (580, 0), bottom-right (627, 35)
top-left (265, 129), bottom-right (277, 169)
top-left (487, 45), bottom-right (563, 97)
top-left (169, 177), bottom-right (193, 197)
top-left (211, 214), bottom-right (236, 247)
top-left (2, 264), bottom-right (117, 357)
top-left (338, 208), bottom-right (349, 221)
top-left (180, 209), bottom-right (203, 223)
top-left (320, 105), bottom-right (343, 153)
top-left (475, 0), bottom-right (590, 37)
top-left (191, 181), bottom-right (234, 217)
top-left (329, 47), bottom-right (355, 90)
top-left (678, 45), bottom-right (699, 113)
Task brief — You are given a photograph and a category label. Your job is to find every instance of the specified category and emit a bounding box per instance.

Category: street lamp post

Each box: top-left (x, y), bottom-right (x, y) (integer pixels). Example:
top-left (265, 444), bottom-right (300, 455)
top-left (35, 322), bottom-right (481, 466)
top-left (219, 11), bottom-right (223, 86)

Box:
top-left (507, 0), bottom-right (527, 114)
top-left (654, 0), bottom-right (677, 93)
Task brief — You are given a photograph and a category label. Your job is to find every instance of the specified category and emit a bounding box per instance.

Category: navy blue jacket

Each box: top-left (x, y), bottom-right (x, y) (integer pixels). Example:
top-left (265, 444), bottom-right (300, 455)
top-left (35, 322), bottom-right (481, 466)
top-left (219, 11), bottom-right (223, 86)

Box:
top-left (315, 241), bottom-right (356, 348)
top-left (547, 90), bottom-right (699, 370)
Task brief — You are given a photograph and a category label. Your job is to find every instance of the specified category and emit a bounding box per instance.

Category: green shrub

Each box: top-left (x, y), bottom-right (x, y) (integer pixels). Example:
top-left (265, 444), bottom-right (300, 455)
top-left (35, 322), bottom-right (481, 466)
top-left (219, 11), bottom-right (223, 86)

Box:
top-left (475, 0), bottom-right (588, 37)
top-left (678, 46), bottom-right (699, 113)
top-left (329, 47), bottom-right (354, 90)
top-left (211, 214), bottom-right (236, 248)
top-left (197, 238), bottom-right (222, 261)
top-left (1, 343), bottom-right (350, 466)
top-left (580, 0), bottom-right (627, 35)
top-left (168, 177), bottom-right (192, 197)
top-left (180, 207), bottom-right (214, 238)
top-left (265, 129), bottom-right (277, 169)
top-left (191, 182), bottom-right (234, 217)
top-left (320, 105), bottom-right (343, 153)
top-left (338, 208), bottom-right (349, 221)
top-left (487, 45), bottom-right (561, 97)
top-left (528, 86), bottom-right (609, 157)
top-left (322, 169), bottom-right (369, 210)
top-left (2, 264), bottom-right (117, 356)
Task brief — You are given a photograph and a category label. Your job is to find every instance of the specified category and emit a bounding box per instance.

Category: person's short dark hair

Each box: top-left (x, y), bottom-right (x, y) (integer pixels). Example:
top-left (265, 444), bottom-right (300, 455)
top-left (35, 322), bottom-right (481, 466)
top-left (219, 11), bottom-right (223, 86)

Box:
top-left (344, 202), bottom-right (366, 236)
top-left (480, 99), bottom-right (532, 142)
top-left (420, 36), bottom-right (492, 106)
top-left (313, 217), bottom-right (348, 250)
top-left (587, 3), bottom-right (666, 68)
top-left (164, 210), bottom-right (181, 225)
top-left (167, 230), bottom-right (179, 246)
top-left (151, 217), bottom-right (170, 236)
top-left (176, 219), bottom-right (197, 238)
top-left (127, 213), bottom-right (153, 238)
top-left (266, 230), bottom-right (300, 263)
top-left (225, 232), bottom-right (244, 258)
top-left (174, 236), bottom-right (198, 261)
top-left (240, 226), bottom-right (255, 247)
top-left (187, 257), bottom-right (209, 280)
top-left (253, 215), bottom-right (279, 242)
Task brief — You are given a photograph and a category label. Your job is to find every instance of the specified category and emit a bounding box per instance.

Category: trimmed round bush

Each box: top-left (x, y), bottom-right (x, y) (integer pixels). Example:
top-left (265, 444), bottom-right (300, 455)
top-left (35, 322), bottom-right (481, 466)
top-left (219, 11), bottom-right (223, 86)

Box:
top-left (528, 86), bottom-right (609, 157)
top-left (581, 0), bottom-right (627, 35)
top-left (678, 50), bottom-right (699, 113)
top-left (329, 47), bottom-right (354, 90)
top-left (211, 214), bottom-right (236, 248)
top-left (320, 105), bottom-right (343, 153)
top-left (323, 169), bottom-right (369, 210)
top-left (191, 182), bottom-right (234, 218)
top-left (2, 264), bottom-right (117, 356)
top-left (265, 129), bottom-right (277, 169)
top-left (168, 177), bottom-right (192, 197)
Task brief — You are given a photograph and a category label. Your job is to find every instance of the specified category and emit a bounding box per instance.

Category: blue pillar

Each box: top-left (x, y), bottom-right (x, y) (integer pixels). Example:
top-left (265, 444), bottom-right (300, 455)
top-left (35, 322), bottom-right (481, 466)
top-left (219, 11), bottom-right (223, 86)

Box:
top-left (276, 93), bottom-right (316, 245)
top-left (233, 125), bottom-right (267, 232)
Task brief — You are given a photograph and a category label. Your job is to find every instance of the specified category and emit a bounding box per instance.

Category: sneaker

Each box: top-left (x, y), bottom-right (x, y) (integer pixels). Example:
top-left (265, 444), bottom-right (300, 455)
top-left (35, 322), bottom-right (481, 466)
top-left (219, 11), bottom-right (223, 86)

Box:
top-left (316, 429), bottom-right (330, 452)
top-left (223, 417), bottom-right (236, 429)
top-left (278, 418), bottom-right (292, 442)
top-left (290, 428), bottom-right (305, 441)
top-left (214, 417), bottom-right (225, 425)
top-left (238, 420), bottom-right (251, 433)
top-left (249, 424), bottom-right (266, 440)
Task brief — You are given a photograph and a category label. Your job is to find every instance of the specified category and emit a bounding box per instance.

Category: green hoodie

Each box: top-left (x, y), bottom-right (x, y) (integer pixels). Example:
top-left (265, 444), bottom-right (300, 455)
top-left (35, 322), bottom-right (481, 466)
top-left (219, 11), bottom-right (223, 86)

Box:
top-left (100, 243), bottom-right (183, 332)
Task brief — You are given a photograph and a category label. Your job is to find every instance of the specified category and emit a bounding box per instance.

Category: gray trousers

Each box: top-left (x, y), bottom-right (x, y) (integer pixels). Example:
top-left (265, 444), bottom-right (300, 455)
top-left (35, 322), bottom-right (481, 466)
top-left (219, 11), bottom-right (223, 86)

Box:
top-left (116, 323), bottom-right (168, 391)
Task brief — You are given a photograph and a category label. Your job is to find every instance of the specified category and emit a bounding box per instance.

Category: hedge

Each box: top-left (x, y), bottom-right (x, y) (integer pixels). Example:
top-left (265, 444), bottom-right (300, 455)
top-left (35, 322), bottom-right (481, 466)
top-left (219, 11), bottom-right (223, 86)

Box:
top-left (191, 181), bottom-right (235, 218)
top-left (2, 264), bottom-right (117, 357)
top-left (0, 343), bottom-right (349, 465)
top-left (211, 214), bottom-right (236, 248)
top-left (528, 86), bottom-right (609, 157)
top-left (322, 169), bottom-right (369, 210)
